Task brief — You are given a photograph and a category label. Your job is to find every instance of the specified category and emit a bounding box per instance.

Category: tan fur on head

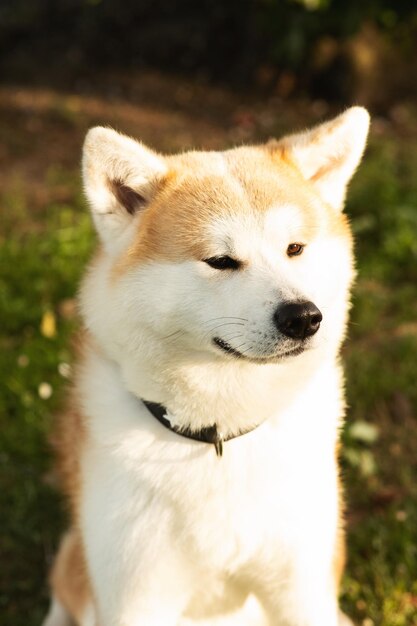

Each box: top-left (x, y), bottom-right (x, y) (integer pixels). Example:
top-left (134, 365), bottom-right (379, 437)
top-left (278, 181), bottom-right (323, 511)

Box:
top-left (83, 108), bottom-right (369, 249)
top-left (82, 108), bottom-right (368, 278)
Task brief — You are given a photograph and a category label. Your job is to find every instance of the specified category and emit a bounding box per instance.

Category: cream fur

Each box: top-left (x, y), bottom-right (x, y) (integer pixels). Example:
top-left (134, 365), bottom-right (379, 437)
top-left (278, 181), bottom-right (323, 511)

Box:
top-left (43, 108), bottom-right (369, 626)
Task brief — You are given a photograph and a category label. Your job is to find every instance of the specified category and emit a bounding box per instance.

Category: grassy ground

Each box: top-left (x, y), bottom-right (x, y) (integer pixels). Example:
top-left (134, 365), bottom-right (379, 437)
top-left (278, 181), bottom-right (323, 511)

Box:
top-left (1, 73), bottom-right (416, 626)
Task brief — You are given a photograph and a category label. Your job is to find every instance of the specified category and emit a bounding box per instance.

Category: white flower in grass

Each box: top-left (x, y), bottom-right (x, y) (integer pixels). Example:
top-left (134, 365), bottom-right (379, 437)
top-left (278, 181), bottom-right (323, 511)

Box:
top-left (38, 382), bottom-right (53, 400)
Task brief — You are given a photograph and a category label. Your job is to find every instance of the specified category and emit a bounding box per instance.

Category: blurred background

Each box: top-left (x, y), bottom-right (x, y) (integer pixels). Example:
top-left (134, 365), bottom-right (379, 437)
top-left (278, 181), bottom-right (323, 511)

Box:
top-left (1, 1), bottom-right (417, 625)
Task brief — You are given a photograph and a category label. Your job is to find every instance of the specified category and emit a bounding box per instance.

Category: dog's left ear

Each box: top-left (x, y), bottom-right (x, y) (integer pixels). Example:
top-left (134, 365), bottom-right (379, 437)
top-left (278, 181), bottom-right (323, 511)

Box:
top-left (272, 107), bottom-right (370, 211)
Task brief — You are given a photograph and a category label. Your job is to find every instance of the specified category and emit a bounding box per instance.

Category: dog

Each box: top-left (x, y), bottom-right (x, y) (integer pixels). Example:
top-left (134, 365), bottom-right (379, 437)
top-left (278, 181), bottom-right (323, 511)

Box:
top-left (43, 107), bottom-right (369, 626)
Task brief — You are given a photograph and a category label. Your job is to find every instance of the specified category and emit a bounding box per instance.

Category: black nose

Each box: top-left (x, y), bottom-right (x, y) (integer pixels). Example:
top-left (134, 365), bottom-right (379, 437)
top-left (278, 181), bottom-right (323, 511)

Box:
top-left (274, 301), bottom-right (322, 339)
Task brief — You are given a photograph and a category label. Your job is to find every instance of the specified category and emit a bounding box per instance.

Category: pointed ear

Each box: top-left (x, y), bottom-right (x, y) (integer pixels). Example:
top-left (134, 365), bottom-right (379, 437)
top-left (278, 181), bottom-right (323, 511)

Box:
top-left (82, 127), bottom-right (167, 246)
top-left (273, 107), bottom-right (370, 211)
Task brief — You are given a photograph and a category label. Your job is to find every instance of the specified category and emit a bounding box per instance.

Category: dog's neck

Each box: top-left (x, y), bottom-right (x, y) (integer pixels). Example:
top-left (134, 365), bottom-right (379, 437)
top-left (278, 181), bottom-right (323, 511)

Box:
top-left (89, 336), bottom-right (327, 437)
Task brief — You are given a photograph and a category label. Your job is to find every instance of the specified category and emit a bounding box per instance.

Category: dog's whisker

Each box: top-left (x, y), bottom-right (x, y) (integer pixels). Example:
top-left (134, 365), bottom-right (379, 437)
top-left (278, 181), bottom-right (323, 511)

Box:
top-left (233, 342), bottom-right (251, 353)
top-left (165, 331), bottom-right (187, 345)
top-left (202, 324), bottom-right (246, 339)
top-left (203, 322), bottom-right (246, 341)
top-left (202, 316), bottom-right (248, 326)
top-left (239, 344), bottom-right (255, 356)
top-left (204, 316), bottom-right (248, 322)
top-left (162, 329), bottom-right (184, 340)
top-left (205, 321), bottom-right (246, 332)
top-left (218, 333), bottom-right (244, 344)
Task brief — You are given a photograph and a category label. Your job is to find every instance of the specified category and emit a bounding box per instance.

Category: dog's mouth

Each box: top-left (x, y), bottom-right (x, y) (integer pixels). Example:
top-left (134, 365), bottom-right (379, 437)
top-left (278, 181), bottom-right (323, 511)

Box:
top-left (213, 337), bottom-right (305, 363)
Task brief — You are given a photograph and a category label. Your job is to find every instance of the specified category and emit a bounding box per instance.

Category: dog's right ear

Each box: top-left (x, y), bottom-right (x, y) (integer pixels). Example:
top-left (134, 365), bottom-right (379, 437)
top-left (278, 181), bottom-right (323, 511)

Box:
top-left (82, 127), bottom-right (167, 247)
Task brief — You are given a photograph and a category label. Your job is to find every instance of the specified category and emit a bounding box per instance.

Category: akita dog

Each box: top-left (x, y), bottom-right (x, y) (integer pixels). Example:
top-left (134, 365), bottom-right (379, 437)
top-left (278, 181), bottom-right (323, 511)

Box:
top-left (43, 107), bottom-right (369, 626)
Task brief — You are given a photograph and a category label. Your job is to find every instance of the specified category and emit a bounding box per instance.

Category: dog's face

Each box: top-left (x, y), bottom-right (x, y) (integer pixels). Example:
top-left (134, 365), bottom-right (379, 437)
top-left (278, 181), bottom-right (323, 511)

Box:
top-left (81, 108), bottom-right (369, 372)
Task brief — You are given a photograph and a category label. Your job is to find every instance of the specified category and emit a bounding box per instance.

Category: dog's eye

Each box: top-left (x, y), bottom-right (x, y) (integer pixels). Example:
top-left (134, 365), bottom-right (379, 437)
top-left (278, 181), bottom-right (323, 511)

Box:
top-left (204, 256), bottom-right (241, 270)
top-left (287, 243), bottom-right (305, 257)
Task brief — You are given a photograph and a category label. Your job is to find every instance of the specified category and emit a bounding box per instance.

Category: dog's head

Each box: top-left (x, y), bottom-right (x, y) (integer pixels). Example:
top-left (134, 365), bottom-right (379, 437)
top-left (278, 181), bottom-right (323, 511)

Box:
top-left (80, 108), bottom-right (369, 377)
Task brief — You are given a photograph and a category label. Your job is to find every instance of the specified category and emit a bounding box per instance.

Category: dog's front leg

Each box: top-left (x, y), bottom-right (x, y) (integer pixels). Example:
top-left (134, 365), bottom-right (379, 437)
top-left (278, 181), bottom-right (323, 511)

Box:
top-left (252, 560), bottom-right (339, 626)
top-left (260, 585), bottom-right (339, 626)
top-left (84, 523), bottom-right (192, 626)
top-left (80, 471), bottom-right (193, 626)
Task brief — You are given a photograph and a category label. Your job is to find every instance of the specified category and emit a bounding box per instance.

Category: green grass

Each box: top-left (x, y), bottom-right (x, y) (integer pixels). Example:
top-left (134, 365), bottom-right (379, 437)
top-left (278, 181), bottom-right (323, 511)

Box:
top-left (1, 134), bottom-right (416, 626)
top-left (0, 171), bottom-right (93, 625)
top-left (340, 136), bottom-right (417, 625)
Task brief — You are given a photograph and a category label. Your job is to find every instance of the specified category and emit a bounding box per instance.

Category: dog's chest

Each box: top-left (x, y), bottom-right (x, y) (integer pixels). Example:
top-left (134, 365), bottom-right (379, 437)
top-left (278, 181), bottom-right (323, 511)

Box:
top-left (172, 440), bottom-right (281, 567)
top-left (81, 356), bottom-right (340, 573)
top-left (104, 416), bottom-right (336, 572)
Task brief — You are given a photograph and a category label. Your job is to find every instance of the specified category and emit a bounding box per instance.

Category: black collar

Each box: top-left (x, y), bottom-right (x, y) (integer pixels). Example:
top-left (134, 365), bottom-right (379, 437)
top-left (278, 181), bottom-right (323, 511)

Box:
top-left (143, 400), bottom-right (258, 457)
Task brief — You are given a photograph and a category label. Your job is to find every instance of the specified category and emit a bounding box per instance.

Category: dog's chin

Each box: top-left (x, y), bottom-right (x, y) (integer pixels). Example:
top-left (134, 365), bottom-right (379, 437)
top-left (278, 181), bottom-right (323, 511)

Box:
top-left (212, 337), bottom-right (307, 363)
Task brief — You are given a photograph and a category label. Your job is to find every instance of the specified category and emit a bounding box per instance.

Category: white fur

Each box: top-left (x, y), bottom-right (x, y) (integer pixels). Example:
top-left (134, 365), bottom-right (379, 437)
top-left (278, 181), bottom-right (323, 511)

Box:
top-left (47, 109), bottom-right (369, 626)
top-left (42, 597), bottom-right (73, 626)
top-left (79, 349), bottom-right (342, 626)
